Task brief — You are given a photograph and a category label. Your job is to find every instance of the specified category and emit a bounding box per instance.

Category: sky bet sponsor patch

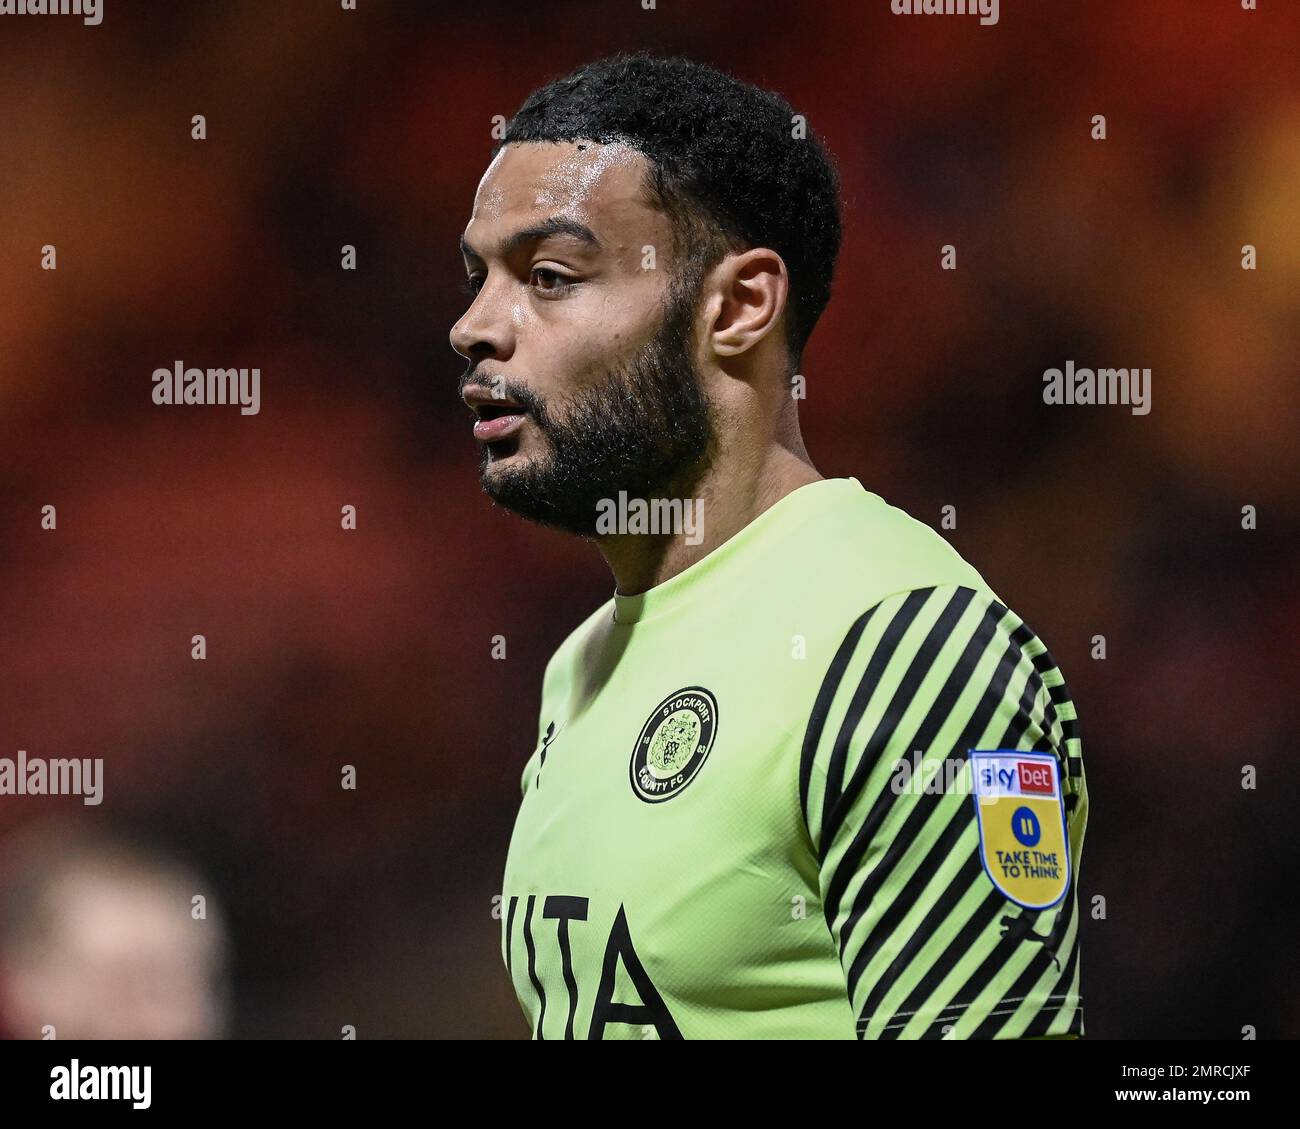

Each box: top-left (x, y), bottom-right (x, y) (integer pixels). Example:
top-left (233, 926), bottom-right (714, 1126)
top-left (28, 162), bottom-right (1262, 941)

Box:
top-left (969, 750), bottom-right (1070, 910)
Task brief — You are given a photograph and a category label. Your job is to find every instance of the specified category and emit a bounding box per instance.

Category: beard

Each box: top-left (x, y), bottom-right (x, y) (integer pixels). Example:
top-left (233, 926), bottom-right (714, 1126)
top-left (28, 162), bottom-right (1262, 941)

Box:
top-left (469, 278), bottom-right (716, 536)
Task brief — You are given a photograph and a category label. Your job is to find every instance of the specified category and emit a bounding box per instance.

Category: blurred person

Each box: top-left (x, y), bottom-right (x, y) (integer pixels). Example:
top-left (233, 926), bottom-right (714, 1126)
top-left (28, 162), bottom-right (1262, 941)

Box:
top-left (453, 52), bottom-right (1088, 1039)
top-left (0, 818), bottom-right (229, 1040)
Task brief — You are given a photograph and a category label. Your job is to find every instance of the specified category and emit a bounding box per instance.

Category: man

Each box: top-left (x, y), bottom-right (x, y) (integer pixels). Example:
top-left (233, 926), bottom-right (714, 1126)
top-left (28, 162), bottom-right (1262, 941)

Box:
top-left (452, 52), bottom-right (1088, 1040)
top-left (0, 819), bottom-right (230, 1039)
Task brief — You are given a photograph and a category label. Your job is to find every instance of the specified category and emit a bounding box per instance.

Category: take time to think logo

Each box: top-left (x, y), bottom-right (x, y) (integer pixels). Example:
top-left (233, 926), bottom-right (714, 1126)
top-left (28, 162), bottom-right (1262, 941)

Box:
top-left (629, 687), bottom-right (718, 803)
top-left (969, 749), bottom-right (1071, 910)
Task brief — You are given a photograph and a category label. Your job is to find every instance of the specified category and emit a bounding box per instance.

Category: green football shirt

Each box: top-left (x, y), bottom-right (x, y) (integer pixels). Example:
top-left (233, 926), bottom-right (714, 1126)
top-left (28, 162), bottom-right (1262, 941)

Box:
top-left (500, 476), bottom-right (1087, 1039)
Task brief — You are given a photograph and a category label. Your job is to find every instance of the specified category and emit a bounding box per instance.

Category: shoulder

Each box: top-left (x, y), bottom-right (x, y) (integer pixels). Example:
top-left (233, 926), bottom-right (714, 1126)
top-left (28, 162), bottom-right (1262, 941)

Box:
top-left (833, 485), bottom-right (994, 596)
top-left (799, 581), bottom-right (1085, 857)
top-left (537, 596), bottom-right (614, 704)
top-left (802, 579), bottom-right (1079, 761)
top-left (772, 485), bottom-right (1004, 649)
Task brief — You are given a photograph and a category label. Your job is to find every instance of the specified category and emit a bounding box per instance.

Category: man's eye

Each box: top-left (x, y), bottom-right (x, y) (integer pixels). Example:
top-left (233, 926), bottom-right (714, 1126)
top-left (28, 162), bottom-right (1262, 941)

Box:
top-left (462, 275), bottom-right (484, 296)
top-left (531, 267), bottom-right (573, 293)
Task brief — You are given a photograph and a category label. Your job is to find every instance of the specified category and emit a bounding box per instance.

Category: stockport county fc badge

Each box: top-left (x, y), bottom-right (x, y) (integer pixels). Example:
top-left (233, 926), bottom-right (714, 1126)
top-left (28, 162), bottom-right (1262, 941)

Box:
top-left (630, 687), bottom-right (718, 803)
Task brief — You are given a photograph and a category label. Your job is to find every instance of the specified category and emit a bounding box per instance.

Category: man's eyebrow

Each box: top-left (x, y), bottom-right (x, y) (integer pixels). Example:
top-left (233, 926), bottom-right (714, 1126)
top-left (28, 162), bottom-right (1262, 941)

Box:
top-left (459, 217), bottom-right (602, 262)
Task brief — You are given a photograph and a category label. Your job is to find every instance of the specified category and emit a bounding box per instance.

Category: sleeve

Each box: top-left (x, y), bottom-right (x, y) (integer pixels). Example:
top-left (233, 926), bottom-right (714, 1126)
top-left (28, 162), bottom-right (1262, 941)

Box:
top-left (799, 584), bottom-right (1088, 1039)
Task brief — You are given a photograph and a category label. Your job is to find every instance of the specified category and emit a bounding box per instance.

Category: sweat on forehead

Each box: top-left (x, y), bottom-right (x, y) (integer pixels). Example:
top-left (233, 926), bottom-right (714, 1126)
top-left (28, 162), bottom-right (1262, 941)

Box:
top-left (471, 140), bottom-right (657, 227)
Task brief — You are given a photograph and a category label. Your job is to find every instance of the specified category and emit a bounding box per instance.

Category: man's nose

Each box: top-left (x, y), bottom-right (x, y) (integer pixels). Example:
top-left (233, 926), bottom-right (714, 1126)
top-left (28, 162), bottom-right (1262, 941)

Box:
top-left (450, 279), bottom-right (513, 361)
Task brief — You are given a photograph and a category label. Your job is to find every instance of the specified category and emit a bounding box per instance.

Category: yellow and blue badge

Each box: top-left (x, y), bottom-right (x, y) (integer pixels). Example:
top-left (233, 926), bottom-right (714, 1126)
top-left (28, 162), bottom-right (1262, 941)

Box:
top-left (969, 750), bottom-right (1070, 910)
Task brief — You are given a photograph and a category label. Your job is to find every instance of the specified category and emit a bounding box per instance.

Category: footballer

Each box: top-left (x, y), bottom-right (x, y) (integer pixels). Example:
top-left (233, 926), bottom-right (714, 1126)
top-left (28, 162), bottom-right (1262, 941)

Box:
top-left (451, 52), bottom-right (1088, 1040)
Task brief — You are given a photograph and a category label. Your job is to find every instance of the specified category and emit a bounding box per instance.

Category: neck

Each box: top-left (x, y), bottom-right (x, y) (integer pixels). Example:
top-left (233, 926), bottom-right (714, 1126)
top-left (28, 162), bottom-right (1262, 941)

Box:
top-left (595, 403), bottom-right (821, 597)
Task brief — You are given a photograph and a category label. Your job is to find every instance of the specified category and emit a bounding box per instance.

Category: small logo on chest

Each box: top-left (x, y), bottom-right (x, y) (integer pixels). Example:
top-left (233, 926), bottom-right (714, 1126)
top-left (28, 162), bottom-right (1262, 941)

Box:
top-left (629, 686), bottom-right (718, 803)
top-left (535, 720), bottom-right (562, 788)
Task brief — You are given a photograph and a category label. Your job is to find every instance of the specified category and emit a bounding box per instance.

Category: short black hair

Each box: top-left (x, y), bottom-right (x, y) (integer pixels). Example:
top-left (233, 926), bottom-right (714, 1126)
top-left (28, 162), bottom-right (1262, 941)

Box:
top-left (496, 51), bottom-right (842, 370)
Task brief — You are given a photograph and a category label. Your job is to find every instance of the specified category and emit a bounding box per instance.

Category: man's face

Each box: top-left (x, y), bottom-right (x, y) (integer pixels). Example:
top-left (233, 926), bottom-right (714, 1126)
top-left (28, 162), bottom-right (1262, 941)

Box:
top-left (1, 868), bottom-right (228, 1039)
top-left (450, 140), bottom-right (715, 534)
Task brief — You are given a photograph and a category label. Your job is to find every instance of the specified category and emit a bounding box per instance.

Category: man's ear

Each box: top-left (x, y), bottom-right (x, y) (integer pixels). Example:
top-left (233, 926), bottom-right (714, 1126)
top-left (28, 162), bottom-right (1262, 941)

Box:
top-left (707, 247), bottom-right (789, 359)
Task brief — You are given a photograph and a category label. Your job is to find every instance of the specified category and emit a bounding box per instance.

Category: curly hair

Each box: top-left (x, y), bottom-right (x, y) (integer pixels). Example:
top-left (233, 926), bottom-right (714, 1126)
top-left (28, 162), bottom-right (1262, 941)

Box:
top-left (496, 51), bottom-right (842, 370)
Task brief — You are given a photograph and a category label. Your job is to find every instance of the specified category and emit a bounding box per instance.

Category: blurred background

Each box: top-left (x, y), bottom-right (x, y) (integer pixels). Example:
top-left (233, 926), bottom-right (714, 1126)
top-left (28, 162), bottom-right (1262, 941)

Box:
top-left (0, 0), bottom-right (1296, 1039)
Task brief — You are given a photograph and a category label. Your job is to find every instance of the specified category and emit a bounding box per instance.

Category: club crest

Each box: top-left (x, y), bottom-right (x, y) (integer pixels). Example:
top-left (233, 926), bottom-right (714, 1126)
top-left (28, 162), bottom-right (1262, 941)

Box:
top-left (630, 687), bottom-right (718, 803)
